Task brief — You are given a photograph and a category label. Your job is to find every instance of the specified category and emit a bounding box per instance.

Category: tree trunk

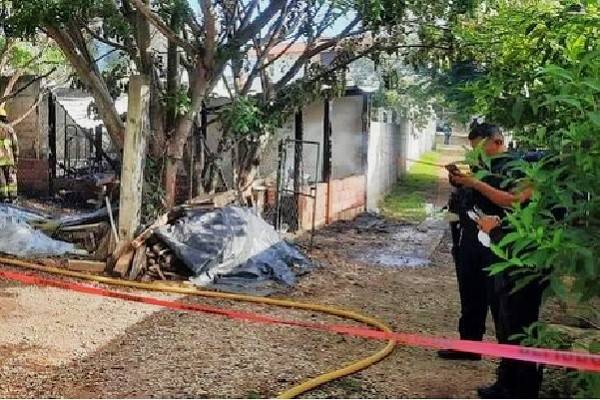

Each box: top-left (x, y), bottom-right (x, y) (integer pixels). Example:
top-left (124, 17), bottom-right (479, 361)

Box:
top-left (148, 85), bottom-right (167, 158)
top-left (193, 137), bottom-right (205, 196)
top-left (163, 59), bottom-right (212, 207)
top-left (166, 17), bottom-right (179, 132)
top-left (164, 114), bottom-right (194, 207)
top-left (235, 135), bottom-right (269, 204)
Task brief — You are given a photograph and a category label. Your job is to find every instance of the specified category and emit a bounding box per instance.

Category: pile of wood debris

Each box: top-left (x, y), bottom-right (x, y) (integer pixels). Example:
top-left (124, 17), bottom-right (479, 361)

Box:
top-left (17, 191), bottom-right (237, 283)
top-left (107, 190), bottom-right (237, 282)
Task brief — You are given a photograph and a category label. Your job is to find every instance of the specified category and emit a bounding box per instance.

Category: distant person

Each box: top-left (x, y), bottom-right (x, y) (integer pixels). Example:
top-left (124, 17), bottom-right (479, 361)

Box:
top-left (437, 124), bottom-right (496, 362)
top-left (443, 123), bottom-right (452, 145)
top-left (0, 105), bottom-right (19, 203)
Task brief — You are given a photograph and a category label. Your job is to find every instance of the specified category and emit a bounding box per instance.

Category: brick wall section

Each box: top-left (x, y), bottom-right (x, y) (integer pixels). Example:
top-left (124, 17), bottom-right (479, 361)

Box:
top-left (17, 158), bottom-right (49, 196)
top-left (298, 175), bottom-right (365, 230)
top-left (298, 182), bottom-right (328, 230)
top-left (327, 175), bottom-right (365, 222)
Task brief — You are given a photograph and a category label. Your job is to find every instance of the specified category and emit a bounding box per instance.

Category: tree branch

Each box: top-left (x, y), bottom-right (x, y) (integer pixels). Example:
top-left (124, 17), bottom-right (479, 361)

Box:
top-left (315, 4), bottom-right (335, 38)
top-left (128, 0), bottom-right (198, 55)
top-left (46, 26), bottom-right (125, 149)
top-left (10, 91), bottom-right (44, 127)
top-left (273, 16), bottom-right (361, 92)
top-left (258, 33), bottom-right (303, 72)
top-left (229, 0), bottom-right (286, 49)
top-left (200, 0), bottom-right (217, 60)
top-left (238, 0), bottom-right (260, 31)
top-left (3, 71), bottom-right (24, 98)
top-left (81, 23), bottom-right (131, 53)
top-left (241, 6), bottom-right (289, 94)
top-left (119, 0), bottom-right (143, 63)
top-left (93, 48), bottom-right (121, 64)
top-left (0, 67), bottom-right (58, 106)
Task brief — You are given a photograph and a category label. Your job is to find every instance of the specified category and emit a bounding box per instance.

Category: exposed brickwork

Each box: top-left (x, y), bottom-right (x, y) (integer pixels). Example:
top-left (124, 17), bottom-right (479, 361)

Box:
top-left (297, 175), bottom-right (365, 231)
top-left (298, 182), bottom-right (328, 230)
top-left (17, 158), bottom-right (49, 196)
top-left (328, 175), bottom-right (366, 221)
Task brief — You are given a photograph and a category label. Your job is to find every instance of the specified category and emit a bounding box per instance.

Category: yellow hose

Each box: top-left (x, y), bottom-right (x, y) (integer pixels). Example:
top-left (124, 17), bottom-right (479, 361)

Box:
top-left (0, 257), bottom-right (395, 398)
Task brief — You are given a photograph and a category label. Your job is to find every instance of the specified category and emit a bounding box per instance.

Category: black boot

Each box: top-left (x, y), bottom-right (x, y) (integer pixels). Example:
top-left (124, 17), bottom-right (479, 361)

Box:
top-left (477, 382), bottom-right (511, 398)
top-left (437, 349), bottom-right (481, 361)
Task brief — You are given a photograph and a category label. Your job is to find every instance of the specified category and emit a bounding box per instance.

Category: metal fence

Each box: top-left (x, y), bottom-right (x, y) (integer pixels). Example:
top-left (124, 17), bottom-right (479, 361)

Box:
top-left (273, 139), bottom-right (320, 245)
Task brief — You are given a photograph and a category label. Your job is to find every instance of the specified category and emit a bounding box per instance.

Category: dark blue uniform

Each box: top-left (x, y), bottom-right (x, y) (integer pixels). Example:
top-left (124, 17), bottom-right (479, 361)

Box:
top-left (475, 152), bottom-right (546, 398)
top-left (450, 182), bottom-right (498, 342)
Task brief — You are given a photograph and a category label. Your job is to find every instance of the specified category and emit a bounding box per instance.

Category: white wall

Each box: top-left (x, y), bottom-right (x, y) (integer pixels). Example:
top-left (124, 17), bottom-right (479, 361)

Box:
top-left (302, 101), bottom-right (325, 182)
top-left (331, 95), bottom-right (364, 179)
top-left (366, 121), bottom-right (401, 211)
top-left (365, 112), bottom-right (436, 212)
top-left (402, 117), bottom-right (436, 171)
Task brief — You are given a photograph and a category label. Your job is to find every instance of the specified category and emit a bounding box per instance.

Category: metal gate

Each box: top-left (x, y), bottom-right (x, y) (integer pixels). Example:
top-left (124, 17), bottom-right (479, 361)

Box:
top-left (274, 139), bottom-right (320, 244)
top-left (61, 124), bottom-right (103, 177)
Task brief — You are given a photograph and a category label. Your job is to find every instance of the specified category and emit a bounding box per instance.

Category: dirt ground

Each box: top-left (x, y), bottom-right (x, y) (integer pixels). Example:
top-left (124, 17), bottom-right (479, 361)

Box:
top-left (0, 146), bottom-right (504, 398)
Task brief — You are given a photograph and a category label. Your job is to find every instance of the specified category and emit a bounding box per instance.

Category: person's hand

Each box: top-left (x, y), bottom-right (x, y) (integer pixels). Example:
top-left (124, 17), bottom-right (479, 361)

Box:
top-left (450, 172), bottom-right (477, 188)
top-left (448, 172), bottom-right (458, 186)
top-left (476, 215), bottom-right (501, 233)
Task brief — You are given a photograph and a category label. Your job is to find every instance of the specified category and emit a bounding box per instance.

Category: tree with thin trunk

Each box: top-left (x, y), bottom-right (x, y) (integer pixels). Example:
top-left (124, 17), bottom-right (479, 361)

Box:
top-left (6, 0), bottom-right (459, 208)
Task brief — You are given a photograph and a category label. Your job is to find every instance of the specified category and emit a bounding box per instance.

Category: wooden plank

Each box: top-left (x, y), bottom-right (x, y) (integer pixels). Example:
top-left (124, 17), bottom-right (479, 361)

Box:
top-left (113, 248), bottom-right (135, 278)
top-left (118, 75), bottom-right (150, 242)
top-left (66, 259), bottom-right (106, 274)
top-left (59, 222), bottom-right (107, 232)
top-left (186, 190), bottom-right (236, 207)
top-left (129, 245), bottom-right (147, 280)
top-left (95, 231), bottom-right (112, 260)
top-left (131, 213), bottom-right (169, 249)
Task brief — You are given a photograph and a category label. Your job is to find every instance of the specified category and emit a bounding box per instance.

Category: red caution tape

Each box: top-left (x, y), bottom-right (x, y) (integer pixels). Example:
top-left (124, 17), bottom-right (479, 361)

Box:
top-left (1, 269), bottom-right (599, 373)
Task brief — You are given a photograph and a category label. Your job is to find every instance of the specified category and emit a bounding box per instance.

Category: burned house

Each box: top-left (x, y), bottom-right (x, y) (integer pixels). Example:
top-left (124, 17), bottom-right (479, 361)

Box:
top-left (0, 76), bottom-right (122, 200)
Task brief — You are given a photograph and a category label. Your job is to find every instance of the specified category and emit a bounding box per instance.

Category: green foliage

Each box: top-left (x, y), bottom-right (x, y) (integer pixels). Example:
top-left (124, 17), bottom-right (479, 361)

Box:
top-left (155, 0), bottom-right (193, 25)
top-left (220, 96), bottom-right (267, 139)
top-left (372, 79), bottom-right (439, 128)
top-left (511, 322), bottom-right (572, 349)
top-left (163, 87), bottom-right (192, 117)
top-left (511, 322), bottom-right (600, 398)
top-left (0, 39), bottom-right (65, 75)
top-left (7, 0), bottom-right (95, 36)
top-left (353, 0), bottom-right (478, 28)
top-left (437, 1), bottom-right (599, 396)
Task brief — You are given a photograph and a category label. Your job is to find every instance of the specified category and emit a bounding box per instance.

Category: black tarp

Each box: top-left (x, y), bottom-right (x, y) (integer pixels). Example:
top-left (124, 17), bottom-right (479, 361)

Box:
top-left (155, 206), bottom-right (312, 295)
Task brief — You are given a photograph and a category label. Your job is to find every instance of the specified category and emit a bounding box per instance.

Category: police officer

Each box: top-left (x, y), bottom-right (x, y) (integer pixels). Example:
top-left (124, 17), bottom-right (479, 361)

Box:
top-left (0, 105), bottom-right (19, 203)
top-left (452, 125), bottom-right (543, 398)
top-left (437, 124), bottom-right (501, 361)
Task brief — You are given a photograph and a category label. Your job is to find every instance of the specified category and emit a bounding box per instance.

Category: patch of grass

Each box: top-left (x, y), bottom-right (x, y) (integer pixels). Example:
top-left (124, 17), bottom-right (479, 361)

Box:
top-left (380, 151), bottom-right (441, 223)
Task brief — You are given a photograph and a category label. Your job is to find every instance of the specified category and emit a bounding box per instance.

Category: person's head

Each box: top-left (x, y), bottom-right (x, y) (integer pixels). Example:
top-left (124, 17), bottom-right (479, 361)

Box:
top-left (468, 122), bottom-right (505, 156)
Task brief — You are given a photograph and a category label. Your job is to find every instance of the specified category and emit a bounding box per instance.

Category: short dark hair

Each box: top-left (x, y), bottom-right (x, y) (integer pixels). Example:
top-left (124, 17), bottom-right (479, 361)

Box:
top-left (468, 122), bottom-right (502, 141)
top-left (0, 116), bottom-right (8, 124)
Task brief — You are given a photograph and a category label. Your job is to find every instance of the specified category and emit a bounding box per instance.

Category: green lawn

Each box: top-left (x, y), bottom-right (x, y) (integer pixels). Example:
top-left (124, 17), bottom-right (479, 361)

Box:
top-left (380, 151), bottom-right (441, 223)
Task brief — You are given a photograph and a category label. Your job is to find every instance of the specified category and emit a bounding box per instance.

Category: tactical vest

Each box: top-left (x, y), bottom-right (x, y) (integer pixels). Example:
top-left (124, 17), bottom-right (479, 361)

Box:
top-left (0, 123), bottom-right (16, 166)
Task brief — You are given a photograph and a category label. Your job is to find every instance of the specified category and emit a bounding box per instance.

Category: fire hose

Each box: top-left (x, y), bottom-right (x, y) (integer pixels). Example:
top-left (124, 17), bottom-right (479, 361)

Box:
top-left (0, 257), bottom-right (395, 399)
top-left (2, 257), bottom-right (599, 397)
